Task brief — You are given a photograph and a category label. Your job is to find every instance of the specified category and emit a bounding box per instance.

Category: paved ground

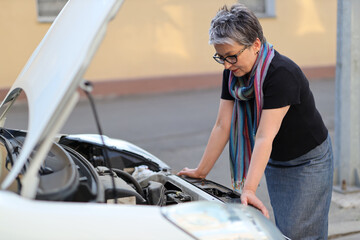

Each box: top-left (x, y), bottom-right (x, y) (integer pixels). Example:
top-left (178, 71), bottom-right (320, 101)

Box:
top-left (4, 77), bottom-right (360, 239)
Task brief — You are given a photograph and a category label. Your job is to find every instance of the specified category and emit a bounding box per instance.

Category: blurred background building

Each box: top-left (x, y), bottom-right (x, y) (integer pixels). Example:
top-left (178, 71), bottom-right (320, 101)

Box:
top-left (0, 0), bottom-right (336, 97)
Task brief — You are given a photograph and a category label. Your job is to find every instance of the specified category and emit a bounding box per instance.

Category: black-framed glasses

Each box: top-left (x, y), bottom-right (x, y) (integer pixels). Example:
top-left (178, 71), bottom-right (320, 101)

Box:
top-left (213, 45), bottom-right (248, 64)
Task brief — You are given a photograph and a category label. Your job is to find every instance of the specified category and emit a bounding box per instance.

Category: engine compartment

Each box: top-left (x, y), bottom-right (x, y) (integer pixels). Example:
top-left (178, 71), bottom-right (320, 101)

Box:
top-left (58, 135), bottom-right (241, 205)
top-left (0, 129), bottom-right (241, 206)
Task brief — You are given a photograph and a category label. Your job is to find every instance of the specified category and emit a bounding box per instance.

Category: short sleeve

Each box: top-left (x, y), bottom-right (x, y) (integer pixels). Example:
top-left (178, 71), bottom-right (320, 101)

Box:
top-left (262, 66), bottom-right (301, 109)
top-left (221, 69), bottom-right (235, 100)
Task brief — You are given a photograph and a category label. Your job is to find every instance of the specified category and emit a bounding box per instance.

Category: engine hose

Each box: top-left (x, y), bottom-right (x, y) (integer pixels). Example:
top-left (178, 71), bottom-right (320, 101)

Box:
top-left (165, 190), bottom-right (180, 195)
top-left (105, 188), bottom-right (146, 204)
top-left (112, 168), bottom-right (145, 198)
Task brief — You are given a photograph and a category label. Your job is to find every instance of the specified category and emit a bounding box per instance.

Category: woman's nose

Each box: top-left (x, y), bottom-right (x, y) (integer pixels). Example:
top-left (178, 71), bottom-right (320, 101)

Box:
top-left (223, 61), bottom-right (232, 69)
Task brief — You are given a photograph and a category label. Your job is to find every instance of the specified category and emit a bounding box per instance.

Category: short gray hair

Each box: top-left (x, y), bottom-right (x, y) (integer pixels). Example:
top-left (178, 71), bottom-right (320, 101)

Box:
top-left (209, 4), bottom-right (266, 46)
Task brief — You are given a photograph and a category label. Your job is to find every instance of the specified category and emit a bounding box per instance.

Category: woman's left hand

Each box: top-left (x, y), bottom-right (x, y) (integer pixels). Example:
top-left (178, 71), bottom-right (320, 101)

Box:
top-left (241, 189), bottom-right (270, 219)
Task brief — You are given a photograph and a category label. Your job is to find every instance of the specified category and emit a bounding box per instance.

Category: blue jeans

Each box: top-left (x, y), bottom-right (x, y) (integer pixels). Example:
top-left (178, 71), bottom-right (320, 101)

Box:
top-left (265, 135), bottom-right (334, 240)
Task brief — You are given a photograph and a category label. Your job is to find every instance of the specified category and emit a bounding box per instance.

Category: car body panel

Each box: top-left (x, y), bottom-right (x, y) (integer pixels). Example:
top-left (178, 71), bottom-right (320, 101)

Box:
top-left (0, 191), bottom-right (193, 240)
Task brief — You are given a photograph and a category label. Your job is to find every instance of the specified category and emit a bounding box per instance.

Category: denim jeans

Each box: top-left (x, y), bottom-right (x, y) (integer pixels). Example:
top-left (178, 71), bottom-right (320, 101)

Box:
top-left (265, 135), bottom-right (334, 240)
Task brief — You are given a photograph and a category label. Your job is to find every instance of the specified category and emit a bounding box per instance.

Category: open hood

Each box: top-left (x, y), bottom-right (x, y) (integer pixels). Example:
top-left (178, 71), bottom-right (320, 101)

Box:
top-left (0, 0), bottom-right (124, 198)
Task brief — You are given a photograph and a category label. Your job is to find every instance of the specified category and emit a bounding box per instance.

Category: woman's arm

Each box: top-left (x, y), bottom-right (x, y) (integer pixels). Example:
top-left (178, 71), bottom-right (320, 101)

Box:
top-left (177, 99), bottom-right (234, 178)
top-left (241, 105), bottom-right (290, 218)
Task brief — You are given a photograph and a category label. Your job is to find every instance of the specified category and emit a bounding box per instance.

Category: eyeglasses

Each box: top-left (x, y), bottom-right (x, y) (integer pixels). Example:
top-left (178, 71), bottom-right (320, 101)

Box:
top-left (213, 45), bottom-right (248, 64)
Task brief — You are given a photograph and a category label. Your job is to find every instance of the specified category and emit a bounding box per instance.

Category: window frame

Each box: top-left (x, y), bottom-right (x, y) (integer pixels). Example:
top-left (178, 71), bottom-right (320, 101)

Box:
top-left (240, 0), bottom-right (276, 18)
top-left (36, 0), bottom-right (69, 23)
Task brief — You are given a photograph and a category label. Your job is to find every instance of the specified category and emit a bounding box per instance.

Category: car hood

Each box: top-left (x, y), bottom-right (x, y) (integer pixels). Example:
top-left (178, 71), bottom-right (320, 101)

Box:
top-left (0, 0), bottom-right (124, 198)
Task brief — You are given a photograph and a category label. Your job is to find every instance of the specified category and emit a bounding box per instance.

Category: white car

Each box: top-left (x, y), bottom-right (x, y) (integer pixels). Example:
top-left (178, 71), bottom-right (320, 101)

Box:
top-left (0, 0), bottom-right (284, 239)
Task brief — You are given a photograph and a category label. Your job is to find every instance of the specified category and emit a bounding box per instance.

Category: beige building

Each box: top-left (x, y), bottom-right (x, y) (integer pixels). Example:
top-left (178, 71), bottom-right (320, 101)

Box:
top-left (0, 0), bottom-right (337, 97)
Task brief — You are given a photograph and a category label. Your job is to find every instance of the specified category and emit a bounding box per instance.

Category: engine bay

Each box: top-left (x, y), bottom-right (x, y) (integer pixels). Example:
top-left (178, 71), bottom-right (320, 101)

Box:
top-left (0, 129), bottom-right (241, 206)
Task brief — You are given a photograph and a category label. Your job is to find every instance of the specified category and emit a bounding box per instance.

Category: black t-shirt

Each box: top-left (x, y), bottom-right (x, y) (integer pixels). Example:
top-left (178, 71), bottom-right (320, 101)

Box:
top-left (221, 50), bottom-right (328, 161)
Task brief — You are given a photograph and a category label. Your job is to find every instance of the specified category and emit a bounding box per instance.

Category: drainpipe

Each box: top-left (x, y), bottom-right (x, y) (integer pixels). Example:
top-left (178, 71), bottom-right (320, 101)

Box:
top-left (334, 0), bottom-right (360, 193)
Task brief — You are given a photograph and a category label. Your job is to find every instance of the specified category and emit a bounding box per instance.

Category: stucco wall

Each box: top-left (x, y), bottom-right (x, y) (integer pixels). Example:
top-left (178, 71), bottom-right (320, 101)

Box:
top-left (262, 0), bottom-right (337, 67)
top-left (0, 0), bottom-right (337, 89)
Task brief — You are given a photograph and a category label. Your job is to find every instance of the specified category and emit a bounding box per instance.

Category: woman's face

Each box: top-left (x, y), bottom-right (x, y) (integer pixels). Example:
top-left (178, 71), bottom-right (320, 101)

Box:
top-left (214, 39), bottom-right (261, 77)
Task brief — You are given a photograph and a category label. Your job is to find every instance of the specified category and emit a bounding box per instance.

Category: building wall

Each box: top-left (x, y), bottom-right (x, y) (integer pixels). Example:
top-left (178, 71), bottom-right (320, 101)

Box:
top-left (0, 0), bottom-right (337, 91)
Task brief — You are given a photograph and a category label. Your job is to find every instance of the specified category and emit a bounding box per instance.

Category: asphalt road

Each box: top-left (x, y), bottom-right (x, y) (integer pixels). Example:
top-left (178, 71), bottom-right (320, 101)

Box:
top-left (6, 77), bottom-right (360, 239)
top-left (3, 77), bottom-right (335, 221)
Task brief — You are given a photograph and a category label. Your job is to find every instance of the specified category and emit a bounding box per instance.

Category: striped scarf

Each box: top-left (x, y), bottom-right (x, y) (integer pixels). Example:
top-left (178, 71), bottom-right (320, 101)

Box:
top-left (228, 42), bottom-right (274, 191)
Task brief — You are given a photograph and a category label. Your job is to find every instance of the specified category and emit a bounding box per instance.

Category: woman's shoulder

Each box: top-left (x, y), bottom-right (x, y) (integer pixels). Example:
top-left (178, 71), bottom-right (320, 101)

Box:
top-left (266, 50), bottom-right (306, 82)
top-left (270, 50), bottom-right (300, 70)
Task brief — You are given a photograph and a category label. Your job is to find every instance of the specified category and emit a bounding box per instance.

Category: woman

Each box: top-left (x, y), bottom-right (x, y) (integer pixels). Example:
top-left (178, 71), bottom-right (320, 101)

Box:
top-left (177, 4), bottom-right (333, 240)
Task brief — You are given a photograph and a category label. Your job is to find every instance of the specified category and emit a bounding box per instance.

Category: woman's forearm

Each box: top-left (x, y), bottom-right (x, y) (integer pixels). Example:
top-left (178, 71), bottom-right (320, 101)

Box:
top-left (177, 100), bottom-right (234, 179)
top-left (244, 107), bottom-right (289, 192)
top-left (243, 136), bottom-right (273, 193)
top-left (196, 123), bottom-right (230, 178)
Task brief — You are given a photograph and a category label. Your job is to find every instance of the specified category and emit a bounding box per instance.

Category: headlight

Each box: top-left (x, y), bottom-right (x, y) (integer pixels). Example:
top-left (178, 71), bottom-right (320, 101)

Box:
top-left (161, 201), bottom-right (284, 240)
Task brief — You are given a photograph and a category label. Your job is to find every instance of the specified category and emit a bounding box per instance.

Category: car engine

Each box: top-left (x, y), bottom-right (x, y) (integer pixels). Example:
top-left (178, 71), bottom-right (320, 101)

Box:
top-left (0, 129), bottom-right (241, 206)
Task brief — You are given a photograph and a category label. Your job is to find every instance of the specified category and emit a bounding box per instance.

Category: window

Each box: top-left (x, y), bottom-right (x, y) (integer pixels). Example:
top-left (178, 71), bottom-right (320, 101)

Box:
top-left (36, 0), bottom-right (69, 23)
top-left (240, 0), bottom-right (276, 18)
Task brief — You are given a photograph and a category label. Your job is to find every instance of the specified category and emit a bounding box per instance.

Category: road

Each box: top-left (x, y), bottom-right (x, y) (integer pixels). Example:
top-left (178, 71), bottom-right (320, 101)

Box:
top-left (3, 77), bottom-right (335, 222)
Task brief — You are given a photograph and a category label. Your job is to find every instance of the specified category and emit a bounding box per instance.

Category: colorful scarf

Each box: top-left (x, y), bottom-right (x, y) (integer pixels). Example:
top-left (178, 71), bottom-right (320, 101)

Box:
top-left (228, 42), bottom-right (274, 191)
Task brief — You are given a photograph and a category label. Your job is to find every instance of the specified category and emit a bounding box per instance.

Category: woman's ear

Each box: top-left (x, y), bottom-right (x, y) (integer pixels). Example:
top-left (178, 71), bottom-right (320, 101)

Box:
top-left (253, 38), bottom-right (262, 53)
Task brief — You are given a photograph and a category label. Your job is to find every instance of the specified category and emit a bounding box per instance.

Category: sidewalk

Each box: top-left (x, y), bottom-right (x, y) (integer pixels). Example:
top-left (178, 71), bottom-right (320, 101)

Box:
top-left (329, 192), bottom-right (360, 239)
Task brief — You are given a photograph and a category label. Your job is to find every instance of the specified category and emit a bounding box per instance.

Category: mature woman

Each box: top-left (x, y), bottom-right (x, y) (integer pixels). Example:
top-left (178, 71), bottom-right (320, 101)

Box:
top-left (177, 4), bottom-right (333, 240)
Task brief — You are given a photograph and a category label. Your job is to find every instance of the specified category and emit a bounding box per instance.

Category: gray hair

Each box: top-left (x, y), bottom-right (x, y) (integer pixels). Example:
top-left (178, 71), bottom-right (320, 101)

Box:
top-left (209, 4), bottom-right (266, 46)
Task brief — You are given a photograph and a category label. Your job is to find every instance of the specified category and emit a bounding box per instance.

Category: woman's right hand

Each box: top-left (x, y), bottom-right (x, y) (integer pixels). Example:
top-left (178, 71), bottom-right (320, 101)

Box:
top-left (176, 167), bottom-right (206, 179)
top-left (241, 189), bottom-right (270, 218)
